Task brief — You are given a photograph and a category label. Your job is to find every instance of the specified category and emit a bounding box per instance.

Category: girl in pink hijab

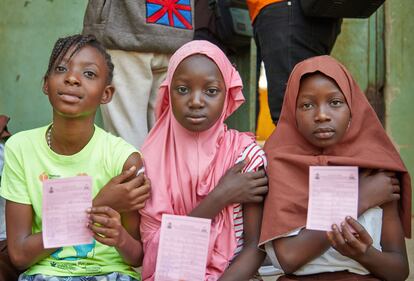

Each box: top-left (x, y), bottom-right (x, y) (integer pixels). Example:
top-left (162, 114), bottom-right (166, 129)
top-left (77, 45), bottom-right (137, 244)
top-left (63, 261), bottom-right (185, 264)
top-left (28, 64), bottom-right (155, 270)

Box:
top-left (140, 40), bottom-right (268, 281)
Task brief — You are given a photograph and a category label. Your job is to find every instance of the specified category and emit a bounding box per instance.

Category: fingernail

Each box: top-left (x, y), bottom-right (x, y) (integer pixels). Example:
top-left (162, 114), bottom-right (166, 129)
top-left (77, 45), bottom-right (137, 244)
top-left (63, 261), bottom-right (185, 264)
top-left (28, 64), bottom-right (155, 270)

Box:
top-left (86, 208), bottom-right (91, 212)
top-left (341, 222), bottom-right (345, 227)
top-left (129, 165), bottom-right (136, 171)
top-left (332, 224), bottom-right (337, 230)
top-left (346, 216), bottom-right (351, 220)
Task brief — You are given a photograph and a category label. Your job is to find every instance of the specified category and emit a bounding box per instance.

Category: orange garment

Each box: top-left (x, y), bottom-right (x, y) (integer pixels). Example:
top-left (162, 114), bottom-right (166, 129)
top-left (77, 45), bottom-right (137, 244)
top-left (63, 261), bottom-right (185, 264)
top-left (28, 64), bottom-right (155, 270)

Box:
top-left (260, 56), bottom-right (411, 245)
top-left (247, 0), bottom-right (284, 22)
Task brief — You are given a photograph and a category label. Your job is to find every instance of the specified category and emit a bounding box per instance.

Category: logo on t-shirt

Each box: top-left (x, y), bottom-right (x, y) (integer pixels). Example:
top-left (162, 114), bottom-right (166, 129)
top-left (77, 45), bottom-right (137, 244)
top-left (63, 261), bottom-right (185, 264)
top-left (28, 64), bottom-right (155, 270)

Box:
top-left (146, 0), bottom-right (193, 29)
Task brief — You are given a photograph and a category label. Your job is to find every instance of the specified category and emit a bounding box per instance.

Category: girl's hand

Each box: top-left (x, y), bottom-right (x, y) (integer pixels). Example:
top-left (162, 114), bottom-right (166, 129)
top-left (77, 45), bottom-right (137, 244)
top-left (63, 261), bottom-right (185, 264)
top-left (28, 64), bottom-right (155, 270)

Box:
top-left (215, 161), bottom-right (268, 204)
top-left (94, 166), bottom-right (151, 212)
top-left (359, 169), bottom-right (400, 213)
top-left (87, 206), bottom-right (127, 248)
top-left (327, 216), bottom-right (373, 259)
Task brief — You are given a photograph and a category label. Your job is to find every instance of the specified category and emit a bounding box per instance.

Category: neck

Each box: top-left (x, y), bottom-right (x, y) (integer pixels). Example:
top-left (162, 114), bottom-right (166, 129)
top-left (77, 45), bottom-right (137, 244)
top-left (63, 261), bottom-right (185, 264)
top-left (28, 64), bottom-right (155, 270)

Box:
top-left (48, 115), bottom-right (95, 155)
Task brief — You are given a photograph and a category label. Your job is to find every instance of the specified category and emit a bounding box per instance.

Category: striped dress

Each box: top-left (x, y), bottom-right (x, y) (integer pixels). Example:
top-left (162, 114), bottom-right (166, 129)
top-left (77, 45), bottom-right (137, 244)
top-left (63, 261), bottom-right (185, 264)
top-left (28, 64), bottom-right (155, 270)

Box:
top-left (233, 142), bottom-right (267, 257)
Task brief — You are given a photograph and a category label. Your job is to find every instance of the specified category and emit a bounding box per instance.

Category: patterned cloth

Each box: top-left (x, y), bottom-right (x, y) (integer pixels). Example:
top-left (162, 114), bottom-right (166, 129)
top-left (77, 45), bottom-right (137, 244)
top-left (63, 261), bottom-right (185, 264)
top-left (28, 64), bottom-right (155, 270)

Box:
top-left (19, 272), bottom-right (139, 281)
top-left (146, 0), bottom-right (193, 29)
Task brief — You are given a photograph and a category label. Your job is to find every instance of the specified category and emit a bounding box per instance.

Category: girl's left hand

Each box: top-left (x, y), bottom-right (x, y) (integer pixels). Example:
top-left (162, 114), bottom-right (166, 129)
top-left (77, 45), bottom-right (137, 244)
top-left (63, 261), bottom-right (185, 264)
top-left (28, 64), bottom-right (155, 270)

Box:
top-left (87, 206), bottom-right (126, 248)
top-left (326, 216), bottom-right (373, 259)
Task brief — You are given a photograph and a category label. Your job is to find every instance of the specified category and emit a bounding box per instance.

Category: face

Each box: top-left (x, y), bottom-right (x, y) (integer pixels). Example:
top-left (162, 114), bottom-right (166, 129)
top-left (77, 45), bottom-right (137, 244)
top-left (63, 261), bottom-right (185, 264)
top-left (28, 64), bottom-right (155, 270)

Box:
top-left (295, 73), bottom-right (351, 148)
top-left (170, 54), bottom-right (226, 132)
top-left (43, 45), bottom-right (114, 118)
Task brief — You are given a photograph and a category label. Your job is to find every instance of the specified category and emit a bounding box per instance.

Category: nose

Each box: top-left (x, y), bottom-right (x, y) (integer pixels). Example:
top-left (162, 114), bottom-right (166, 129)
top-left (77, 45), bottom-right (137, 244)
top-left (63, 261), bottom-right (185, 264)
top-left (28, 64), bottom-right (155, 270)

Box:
top-left (65, 72), bottom-right (80, 86)
top-left (188, 90), bottom-right (205, 108)
top-left (314, 105), bottom-right (331, 123)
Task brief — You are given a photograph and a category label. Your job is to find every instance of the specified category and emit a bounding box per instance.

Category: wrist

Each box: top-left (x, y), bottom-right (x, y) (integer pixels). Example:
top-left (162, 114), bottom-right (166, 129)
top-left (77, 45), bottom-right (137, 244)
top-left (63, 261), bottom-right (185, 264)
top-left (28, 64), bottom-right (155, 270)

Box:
top-left (211, 187), bottom-right (229, 207)
top-left (354, 244), bottom-right (375, 264)
top-left (116, 227), bottom-right (129, 250)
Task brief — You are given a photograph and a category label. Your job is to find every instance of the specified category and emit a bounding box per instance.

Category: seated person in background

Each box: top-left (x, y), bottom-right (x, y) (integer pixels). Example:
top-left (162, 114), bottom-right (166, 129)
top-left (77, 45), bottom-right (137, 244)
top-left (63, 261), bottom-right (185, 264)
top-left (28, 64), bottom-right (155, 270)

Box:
top-left (0, 115), bottom-right (21, 281)
top-left (0, 34), bottom-right (150, 281)
top-left (260, 55), bottom-right (410, 281)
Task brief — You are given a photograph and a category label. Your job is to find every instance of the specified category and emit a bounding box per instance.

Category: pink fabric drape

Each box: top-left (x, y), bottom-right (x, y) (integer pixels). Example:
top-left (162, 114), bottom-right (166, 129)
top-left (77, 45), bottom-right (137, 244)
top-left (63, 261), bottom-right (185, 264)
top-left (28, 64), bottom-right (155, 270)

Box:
top-left (140, 40), bottom-right (255, 280)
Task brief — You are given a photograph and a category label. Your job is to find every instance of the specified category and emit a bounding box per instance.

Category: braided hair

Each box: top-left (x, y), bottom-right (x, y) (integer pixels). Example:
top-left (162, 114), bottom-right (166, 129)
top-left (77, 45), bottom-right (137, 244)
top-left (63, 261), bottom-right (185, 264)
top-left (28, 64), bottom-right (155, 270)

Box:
top-left (44, 34), bottom-right (114, 84)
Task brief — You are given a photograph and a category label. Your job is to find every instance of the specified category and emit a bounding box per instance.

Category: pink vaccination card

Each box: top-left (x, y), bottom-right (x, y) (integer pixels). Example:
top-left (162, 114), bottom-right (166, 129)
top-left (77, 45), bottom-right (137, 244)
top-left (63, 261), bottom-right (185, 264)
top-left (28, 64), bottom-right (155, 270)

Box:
top-left (42, 176), bottom-right (93, 248)
top-left (306, 166), bottom-right (358, 231)
top-left (155, 214), bottom-right (211, 281)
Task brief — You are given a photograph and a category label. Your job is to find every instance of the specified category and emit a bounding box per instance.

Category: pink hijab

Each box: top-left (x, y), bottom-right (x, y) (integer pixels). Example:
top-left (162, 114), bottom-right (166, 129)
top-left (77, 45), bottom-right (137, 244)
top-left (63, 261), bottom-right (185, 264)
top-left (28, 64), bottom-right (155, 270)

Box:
top-left (140, 40), bottom-right (255, 280)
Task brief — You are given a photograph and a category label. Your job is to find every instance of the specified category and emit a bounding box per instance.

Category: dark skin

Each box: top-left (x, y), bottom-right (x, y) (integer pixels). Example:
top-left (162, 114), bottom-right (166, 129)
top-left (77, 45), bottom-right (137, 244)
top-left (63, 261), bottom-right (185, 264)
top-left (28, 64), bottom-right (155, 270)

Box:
top-left (6, 45), bottom-right (148, 269)
top-left (171, 55), bottom-right (267, 280)
top-left (272, 73), bottom-right (408, 280)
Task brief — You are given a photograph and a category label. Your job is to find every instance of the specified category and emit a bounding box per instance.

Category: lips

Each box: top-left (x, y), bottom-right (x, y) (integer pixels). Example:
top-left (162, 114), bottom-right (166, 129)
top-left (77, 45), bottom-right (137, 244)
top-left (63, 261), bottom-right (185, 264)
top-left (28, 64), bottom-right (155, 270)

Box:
top-left (58, 91), bottom-right (82, 103)
top-left (313, 127), bottom-right (335, 139)
top-left (186, 114), bottom-right (207, 124)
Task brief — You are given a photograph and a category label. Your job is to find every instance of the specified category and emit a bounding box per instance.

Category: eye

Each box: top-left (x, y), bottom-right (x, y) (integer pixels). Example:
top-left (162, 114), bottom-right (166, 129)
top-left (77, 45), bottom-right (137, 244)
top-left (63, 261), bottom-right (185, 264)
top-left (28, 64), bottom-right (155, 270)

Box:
top-left (176, 86), bottom-right (189, 95)
top-left (330, 99), bottom-right (345, 107)
top-left (84, 70), bottom-right (96, 79)
top-left (205, 87), bottom-right (220, 96)
top-left (55, 65), bottom-right (66, 73)
top-left (300, 102), bottom-right (314, 110)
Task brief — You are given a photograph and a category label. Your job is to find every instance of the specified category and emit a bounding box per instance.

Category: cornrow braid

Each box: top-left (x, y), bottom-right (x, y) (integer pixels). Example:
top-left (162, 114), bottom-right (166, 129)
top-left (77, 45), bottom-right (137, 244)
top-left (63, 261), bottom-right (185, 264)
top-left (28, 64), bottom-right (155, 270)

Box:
top-left (44, 34), bottom-right (114, 84)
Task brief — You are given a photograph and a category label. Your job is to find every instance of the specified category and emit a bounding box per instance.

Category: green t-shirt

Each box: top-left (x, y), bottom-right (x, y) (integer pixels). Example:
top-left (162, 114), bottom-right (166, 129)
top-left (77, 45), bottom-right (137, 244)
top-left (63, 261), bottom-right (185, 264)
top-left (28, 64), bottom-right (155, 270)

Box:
top-left (0, 125), bottom-right (140, 279)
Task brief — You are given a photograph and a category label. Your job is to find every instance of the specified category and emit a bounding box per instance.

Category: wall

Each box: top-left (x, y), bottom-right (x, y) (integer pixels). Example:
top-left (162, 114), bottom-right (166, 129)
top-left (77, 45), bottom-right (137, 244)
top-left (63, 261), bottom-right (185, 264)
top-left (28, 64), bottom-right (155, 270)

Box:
top-left (0, 0), bottom-right (89, 133)
top-left (385, 0), bottom-right (414, 197)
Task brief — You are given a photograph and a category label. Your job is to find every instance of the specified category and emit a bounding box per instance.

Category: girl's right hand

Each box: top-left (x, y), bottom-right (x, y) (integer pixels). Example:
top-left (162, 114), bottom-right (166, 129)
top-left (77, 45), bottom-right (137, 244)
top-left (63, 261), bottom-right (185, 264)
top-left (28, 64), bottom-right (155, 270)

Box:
top-left (215, 161), bottom-right (268, 204)
top-left (359, 169), bottom-right (400, 213)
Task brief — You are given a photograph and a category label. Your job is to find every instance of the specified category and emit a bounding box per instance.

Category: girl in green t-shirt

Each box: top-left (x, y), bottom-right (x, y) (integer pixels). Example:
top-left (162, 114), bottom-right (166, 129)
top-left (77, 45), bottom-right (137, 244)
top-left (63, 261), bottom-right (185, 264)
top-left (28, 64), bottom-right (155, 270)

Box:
top-left (1, 34), bottom-right (150, 281)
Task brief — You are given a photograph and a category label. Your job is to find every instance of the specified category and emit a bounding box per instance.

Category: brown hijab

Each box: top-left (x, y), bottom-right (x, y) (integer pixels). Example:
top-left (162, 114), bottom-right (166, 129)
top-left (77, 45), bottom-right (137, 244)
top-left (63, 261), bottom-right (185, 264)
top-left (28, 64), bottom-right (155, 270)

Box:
top-left (260, 56), bottom-right (411, 245)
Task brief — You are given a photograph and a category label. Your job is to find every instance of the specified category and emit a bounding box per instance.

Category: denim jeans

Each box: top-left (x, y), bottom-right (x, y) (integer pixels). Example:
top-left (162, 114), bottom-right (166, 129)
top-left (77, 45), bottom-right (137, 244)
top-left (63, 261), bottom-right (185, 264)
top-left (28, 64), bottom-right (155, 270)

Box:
top-left (253, 0), bottom-right (342, 122)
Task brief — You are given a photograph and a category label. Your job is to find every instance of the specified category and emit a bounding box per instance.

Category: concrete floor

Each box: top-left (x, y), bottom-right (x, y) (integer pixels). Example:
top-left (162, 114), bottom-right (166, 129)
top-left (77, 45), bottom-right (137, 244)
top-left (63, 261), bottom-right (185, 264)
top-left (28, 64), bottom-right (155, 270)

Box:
top-left (262, 217), bottom-right (414, 281)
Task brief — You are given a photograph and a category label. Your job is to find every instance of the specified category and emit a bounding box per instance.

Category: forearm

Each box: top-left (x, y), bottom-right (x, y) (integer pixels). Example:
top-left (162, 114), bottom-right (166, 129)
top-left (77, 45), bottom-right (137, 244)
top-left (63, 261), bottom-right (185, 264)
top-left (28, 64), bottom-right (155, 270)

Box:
top-left (273, 230), bottom-right (331, 274)
top-left (356, 246), bottom-right (409, 281)
top-left (356, 201), bottom-right (409, 281)
top-left (218, 245), bottom-right (265, 281)
top-left (188, 189), bottom-right (227, 219)
top-left (9, 232), bottom-right (57, 270)
top-left (116, 230), bottom-right (144, 267)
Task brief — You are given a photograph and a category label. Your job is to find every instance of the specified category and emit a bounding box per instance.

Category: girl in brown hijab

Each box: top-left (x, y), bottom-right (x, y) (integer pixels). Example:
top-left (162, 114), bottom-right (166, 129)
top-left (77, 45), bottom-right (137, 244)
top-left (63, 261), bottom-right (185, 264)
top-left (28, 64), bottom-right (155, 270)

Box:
top-left (260, 56), bottom-right (411, 281)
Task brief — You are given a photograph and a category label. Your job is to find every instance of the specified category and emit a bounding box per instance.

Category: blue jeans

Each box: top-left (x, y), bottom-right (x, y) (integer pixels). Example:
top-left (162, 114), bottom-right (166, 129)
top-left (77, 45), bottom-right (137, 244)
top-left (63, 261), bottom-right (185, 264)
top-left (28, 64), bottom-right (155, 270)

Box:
top-left (253, 0), bottom-right (342, 122)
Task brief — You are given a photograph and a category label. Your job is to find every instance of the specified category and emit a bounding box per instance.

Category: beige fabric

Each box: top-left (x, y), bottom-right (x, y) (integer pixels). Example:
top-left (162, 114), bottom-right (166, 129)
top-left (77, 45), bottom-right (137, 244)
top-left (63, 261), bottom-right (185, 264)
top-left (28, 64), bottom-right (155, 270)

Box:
top-left (101, 50), bottom-right (171, 148)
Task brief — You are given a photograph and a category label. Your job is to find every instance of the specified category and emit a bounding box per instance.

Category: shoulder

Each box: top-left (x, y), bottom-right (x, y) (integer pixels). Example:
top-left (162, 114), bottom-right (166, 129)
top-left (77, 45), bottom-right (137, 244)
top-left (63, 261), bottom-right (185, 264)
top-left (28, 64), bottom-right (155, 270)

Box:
top-left (95, 126), bottom-right (138, 151)
top-left (237, 142), bottom-right (267, 172)
top-left (94, 125), bottom-right (142, 171)
top-left (5, 126), bottom-right (46, 150)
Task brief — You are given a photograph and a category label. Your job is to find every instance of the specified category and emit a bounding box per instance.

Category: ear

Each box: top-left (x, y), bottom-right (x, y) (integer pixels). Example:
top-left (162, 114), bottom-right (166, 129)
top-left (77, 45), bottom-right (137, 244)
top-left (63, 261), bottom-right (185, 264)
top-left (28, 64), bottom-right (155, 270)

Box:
top-left (42, 78), bottom-right (49, 96)
top-left (100, 85), bottom-right (115, 104)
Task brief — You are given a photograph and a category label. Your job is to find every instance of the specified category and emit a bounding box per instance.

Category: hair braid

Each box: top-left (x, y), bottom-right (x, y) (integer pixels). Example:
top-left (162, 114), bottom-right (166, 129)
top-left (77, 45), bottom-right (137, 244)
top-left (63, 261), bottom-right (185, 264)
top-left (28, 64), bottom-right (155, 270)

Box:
top-left (44, 34), bottom-right (114, 84)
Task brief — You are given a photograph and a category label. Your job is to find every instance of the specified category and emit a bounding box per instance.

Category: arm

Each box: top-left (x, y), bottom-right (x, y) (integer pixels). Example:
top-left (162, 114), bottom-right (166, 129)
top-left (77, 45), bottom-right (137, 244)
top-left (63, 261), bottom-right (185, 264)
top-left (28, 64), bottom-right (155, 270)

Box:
top-left (93, 152), bottom-right (151, 213)
top-left (272, 169), bottom-right (401, 274)
top-left (5, 201), bottom-right (57, 270)
top-left (89, 152), bottom-right (146, 266)
top-left (328, 202), bottom-right (408, 281)
top-left (189, 161), bottom-right (268, 219)
top-left (218, 201), bottom-right (266, 281)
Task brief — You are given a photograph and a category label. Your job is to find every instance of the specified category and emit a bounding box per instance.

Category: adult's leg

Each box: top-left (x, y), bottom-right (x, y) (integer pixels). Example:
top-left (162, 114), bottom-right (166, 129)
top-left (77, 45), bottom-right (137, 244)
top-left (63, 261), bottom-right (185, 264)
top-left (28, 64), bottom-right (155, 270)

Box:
top-left (101, 51), bottom-right (154, 149)
top-left (147, 53), bottom-right (171, 130)
top-left (253, 0), bottom-right (341, 123)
